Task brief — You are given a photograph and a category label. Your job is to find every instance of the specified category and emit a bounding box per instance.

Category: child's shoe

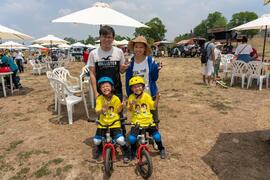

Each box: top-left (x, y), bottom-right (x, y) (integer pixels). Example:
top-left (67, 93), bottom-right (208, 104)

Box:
top-left (160, 149), bottom-right (166, 159)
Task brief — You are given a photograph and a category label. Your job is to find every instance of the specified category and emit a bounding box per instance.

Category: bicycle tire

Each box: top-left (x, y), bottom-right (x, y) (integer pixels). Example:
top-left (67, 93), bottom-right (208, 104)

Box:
top-left (104, 147), bottom-right (113, 177)
top-left (138, 149), bottom-right (153, 179)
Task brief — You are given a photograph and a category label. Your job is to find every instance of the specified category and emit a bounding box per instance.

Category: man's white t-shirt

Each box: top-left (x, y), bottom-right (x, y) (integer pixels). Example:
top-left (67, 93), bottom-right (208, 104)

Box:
top-left (132, 57), bottom-right (150, 94)
top-left (87, 46), bottom-right (125, 95)
top-left (235, 43), bottom-right (253, 55)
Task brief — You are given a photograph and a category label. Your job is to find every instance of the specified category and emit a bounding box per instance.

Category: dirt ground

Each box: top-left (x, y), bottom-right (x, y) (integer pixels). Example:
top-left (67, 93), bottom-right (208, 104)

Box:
top-left (1, 57), bottom-right (270, 180)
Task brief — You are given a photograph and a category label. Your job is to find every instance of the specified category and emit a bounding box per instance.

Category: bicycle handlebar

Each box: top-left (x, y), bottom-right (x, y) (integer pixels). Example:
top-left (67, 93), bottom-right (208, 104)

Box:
top-left (95, 117), bottom-right (127, 128)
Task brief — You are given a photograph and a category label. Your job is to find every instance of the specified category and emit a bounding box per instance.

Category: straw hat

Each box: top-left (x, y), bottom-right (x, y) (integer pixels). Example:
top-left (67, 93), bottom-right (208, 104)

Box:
top-left (128, 36), bottom-right (152, 56)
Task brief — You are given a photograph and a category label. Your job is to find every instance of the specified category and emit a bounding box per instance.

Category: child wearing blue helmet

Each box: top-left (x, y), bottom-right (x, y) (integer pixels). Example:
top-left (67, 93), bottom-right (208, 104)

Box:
top-left (92, 76), bottom-right (129, 163)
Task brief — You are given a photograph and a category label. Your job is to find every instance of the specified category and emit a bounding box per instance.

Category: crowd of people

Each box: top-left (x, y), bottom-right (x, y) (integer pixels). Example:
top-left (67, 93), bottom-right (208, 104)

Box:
top-left (201, 34), bottom-right (260, 86)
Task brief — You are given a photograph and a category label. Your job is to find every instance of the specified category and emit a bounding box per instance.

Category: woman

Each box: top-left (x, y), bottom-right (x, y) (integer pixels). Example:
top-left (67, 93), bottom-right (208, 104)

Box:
top-left (235, 36), bottom-right (253, 63)
top-left (125, 36), bottom-right (161, 122)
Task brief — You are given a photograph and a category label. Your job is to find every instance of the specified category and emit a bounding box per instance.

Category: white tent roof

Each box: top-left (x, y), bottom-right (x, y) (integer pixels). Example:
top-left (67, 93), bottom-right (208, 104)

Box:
top-left (231, 14), bottom-right (270, 30)
top-left (0, 41), bottom-right (27, 49)
top-left (58, 44), bottom-right (71, 49)
top-left (0, 24), bottom-right (33, 40)
top-left (33, 34), bottom-right (68, 44)
top-left (113, 39), bottom-right (129, 46)
top-left (52, 2), bottom-right (148, 28)
top-left (28, 44), bottom-right (45, 48)
top-left (71, 42), bottom-right (86, 47)
top-left (86, 44), bottom-right (95, 48)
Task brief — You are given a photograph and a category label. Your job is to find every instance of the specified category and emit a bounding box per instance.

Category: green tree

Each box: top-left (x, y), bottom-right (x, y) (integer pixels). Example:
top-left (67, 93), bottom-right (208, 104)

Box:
top-left (64, 37), bottom-right (76, 44)
top-left (194, 12), bottom-right (227, 37)
top-left (82, 35), bottom-right (96, 45)
top-left (227, 11), bottom-right (258, 37)
top-left (134, 17), bottom-right (167, 42)
top-left (115, 35), bottom-right (130, 41)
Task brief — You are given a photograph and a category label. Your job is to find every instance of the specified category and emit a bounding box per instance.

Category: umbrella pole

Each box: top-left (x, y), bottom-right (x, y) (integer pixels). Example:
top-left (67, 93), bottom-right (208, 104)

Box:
top-left (50, 40), bottom-right (52, 60)
top-left (262, 25), bottom-right (267, 62)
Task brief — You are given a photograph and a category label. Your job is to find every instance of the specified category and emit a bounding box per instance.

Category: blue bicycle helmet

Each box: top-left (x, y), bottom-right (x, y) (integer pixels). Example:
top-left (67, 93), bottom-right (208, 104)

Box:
top-left (97, 76), bottom-right (114, 86)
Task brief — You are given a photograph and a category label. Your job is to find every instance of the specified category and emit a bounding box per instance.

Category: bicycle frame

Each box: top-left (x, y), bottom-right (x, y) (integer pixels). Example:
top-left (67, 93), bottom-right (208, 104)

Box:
top-left (95, 118), bottom-right (127, 162)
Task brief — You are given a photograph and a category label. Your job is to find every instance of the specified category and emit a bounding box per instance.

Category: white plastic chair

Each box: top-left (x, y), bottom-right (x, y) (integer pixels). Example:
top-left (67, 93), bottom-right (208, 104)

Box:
top-left (220, 54), bottom-right (233, 79)
top-left (29, 60), bottom-right (47, 75)
top-left (230, 61), bottom-right (247, 88)
top-left (246, 61), bottom-right (269, 90)
top-left (80, 66), bottom-right (95, 109)
top-left (52, 67), bottom-right (80, 91)
top-left (47, 71), bottom-right (58, 112)
top-left (50, 78), bottom-right (89, 124)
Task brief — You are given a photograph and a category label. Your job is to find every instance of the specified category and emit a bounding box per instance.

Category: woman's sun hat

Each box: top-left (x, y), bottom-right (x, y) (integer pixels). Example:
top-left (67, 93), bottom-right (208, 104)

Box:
top-left (128, 36), bottom-right (152, 56)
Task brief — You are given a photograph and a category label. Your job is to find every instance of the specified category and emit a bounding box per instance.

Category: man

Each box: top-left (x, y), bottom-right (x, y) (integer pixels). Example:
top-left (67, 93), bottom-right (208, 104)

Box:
top-left (85, 25), bottom-right (128, 100)
top-left (202, 34), bottom-right (215, 85)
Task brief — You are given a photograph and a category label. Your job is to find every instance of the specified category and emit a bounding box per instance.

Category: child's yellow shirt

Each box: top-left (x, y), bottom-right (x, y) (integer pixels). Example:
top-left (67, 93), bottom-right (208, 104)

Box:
top-left (128, 92), bottom-right (156, 127)
top-left (95, 95), bottom-right (121, 129)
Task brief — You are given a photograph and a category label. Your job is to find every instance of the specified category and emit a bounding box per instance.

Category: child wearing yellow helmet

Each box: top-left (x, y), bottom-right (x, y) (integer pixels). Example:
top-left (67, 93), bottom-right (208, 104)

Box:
top-left (127, 76), bottom-right (166, 159)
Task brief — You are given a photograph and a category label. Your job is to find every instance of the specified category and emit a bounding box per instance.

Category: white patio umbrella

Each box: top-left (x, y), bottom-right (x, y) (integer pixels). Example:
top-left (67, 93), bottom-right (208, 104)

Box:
top-left (33, 34), bottom-right (68, 44)
top-left (0, 41), bottom-right (27, 49)
top-left (28, 44), bottom-right (45, 49)
top-left (0, 24), bottom-right (33, 40)
top-left (231, 13), bottom-right (270, 61)
top-left (71, 42), bottom-right (86, 47)
top-left (33, 35), bottom-right (68, 58)
top-left (52, 2), bottom-right (148, 28)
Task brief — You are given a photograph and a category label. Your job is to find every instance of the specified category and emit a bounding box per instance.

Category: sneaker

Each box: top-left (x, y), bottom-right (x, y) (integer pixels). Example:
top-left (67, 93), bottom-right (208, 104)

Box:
top-left (123, 156), bottom-right (129, 164)
top-left (130, 151), bottom-right (136, 160)
top-left (93, 148), bottom-right (102, 160)
top-left (160, 149), bottom-right (166, 159)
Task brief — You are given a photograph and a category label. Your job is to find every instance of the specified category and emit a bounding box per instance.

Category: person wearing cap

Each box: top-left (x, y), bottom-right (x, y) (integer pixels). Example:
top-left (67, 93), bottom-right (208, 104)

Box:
top-left (92, 76), bottom-right (129, 163)
top-left (126, 36), bottom-right (161, 123)
top-left (202, 34), bottom-right (216, 85)
top-left (127, 76), bottom-right (166, 159)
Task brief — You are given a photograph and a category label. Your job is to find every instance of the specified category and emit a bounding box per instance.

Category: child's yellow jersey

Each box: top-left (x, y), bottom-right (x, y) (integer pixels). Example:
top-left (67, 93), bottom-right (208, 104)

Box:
top-left (128, 92), bottom-right (156, 127)
top-left (95, 95), bottom-right (121, 129)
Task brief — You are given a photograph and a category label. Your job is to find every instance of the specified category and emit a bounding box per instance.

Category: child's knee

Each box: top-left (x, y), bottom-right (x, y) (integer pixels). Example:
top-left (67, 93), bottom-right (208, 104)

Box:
top-left (153, 132), bottom-right (161, 142)
top-left (128, 134), bottom-right (137, 144)
top-left (93, 136), bottom-right (102, 145)
top-left (116, 135), bottom-right (126, 146)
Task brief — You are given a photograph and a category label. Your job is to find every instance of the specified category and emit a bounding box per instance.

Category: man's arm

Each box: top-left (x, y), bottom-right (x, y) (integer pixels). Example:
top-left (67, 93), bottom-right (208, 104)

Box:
top-left (89, 67), bottom-right (99, 98)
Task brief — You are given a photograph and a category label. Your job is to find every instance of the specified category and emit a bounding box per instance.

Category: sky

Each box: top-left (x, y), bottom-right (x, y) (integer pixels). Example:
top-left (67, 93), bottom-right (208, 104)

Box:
top-left (0, 0), bottom-right (269, 43)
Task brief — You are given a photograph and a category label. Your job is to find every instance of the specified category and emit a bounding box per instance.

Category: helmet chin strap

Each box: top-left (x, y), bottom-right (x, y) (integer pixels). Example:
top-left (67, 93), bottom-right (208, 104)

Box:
top-left (135, 91), bottom-right (143, 99)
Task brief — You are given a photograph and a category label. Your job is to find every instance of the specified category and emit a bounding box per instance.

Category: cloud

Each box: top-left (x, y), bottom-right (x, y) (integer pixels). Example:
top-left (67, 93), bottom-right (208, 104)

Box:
top-left (57, 8), bottom-right (73, 16)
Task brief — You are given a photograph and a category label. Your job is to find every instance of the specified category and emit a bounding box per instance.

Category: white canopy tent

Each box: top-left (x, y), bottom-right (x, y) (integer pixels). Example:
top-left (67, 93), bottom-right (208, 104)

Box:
top-left (58, 43), bottom-right (71, 49)
top-left (0, 41), bottom-right (27, 50)
top-left (28, 44), bottom-right (45, 49)
top-left (86, 44), bottom-right (95, 49)
top-left (113, 39), bottom-right (129, 46)
top-left (71, 42), bottom-right (86, 47)
top-left (0, 24), bottom-right (33, 40)
top-left (52, 2), bottom-right (149, 28)
top-left (232, 13), bottom-right (270, 61)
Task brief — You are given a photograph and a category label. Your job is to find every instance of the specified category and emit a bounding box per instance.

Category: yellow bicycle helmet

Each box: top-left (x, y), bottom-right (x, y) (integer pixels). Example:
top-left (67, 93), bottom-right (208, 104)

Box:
top-left (129, 76), bottom-right (145, 87)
